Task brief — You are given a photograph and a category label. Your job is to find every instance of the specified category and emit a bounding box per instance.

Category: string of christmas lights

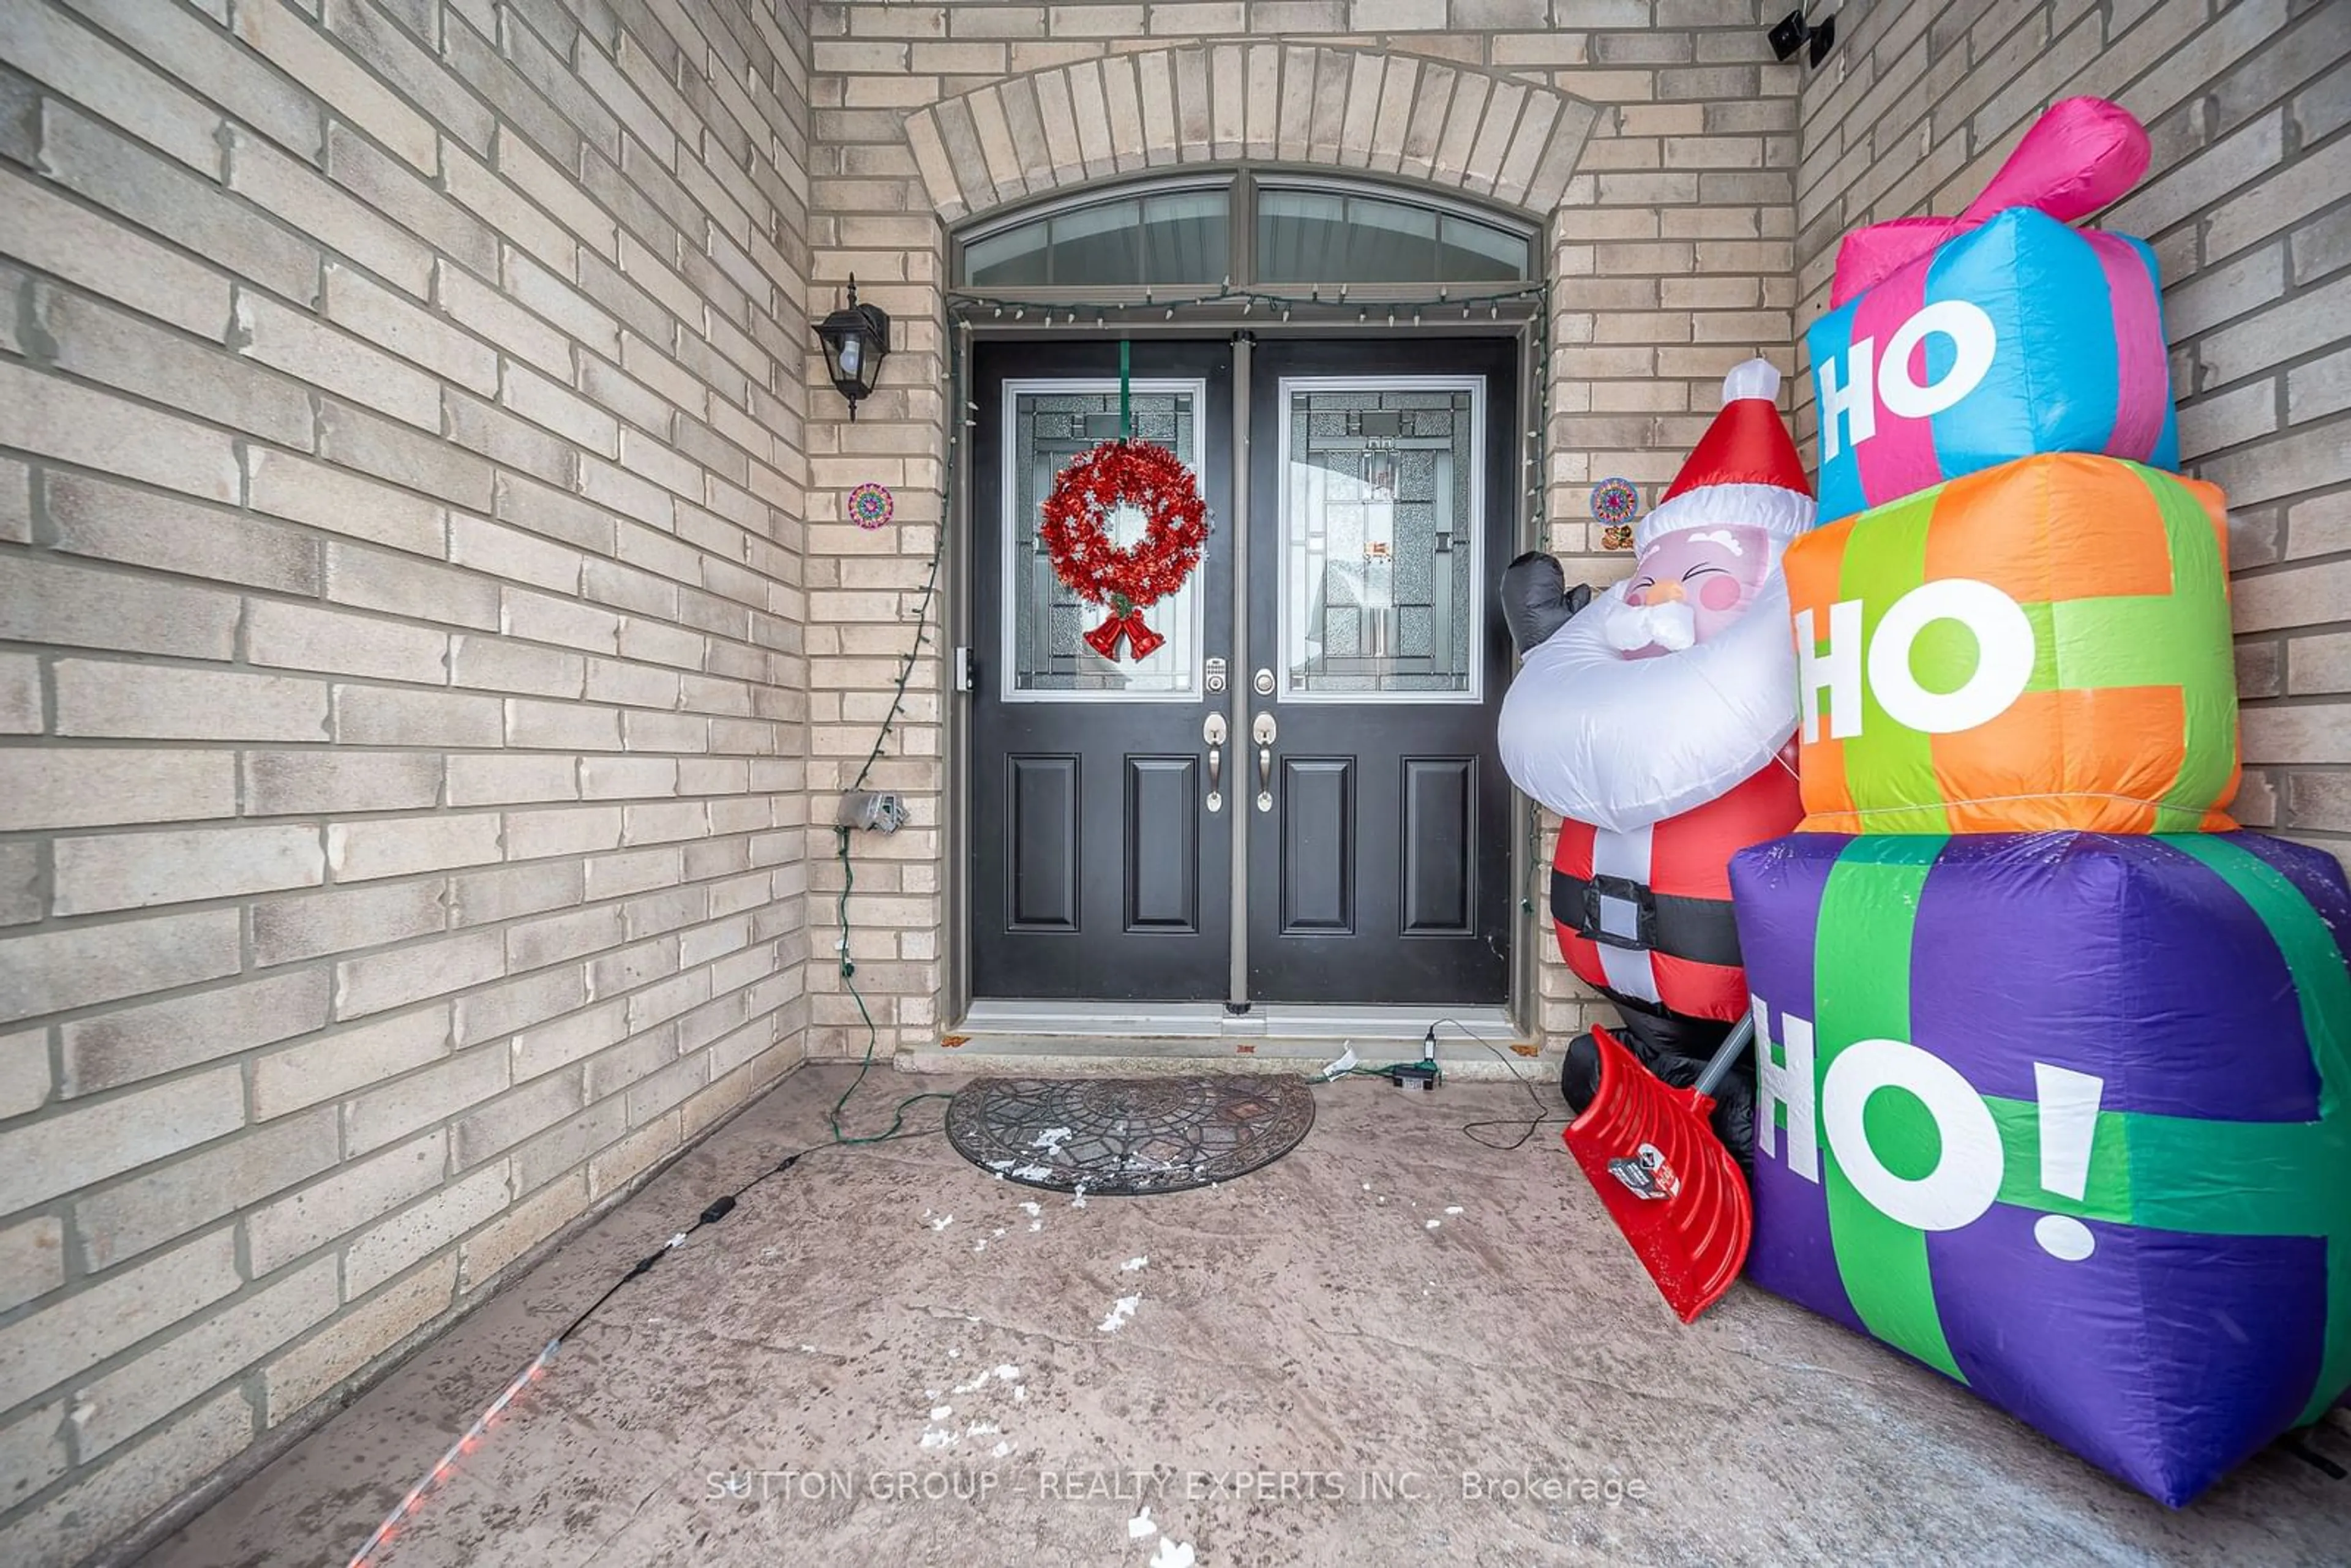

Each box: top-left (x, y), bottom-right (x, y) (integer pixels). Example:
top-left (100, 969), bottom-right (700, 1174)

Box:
top-left (942, 276), bottom-right (1556, 522)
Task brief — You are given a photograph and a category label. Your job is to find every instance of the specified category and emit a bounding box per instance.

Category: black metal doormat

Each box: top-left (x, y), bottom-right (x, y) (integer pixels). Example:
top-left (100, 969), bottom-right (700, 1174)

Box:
top-left (943, 1075), bottom-right (1316, 1196)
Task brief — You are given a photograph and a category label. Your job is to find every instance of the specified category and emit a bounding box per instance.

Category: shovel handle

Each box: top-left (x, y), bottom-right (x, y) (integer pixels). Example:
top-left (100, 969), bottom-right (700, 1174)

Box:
top-left (1691, 1009), bottom-right (1758, 1101)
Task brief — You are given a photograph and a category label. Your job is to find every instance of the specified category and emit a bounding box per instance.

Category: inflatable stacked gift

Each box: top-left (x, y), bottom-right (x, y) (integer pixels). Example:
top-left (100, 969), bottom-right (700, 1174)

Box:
top-left (1728, 99), bottom-right (2351, 1507)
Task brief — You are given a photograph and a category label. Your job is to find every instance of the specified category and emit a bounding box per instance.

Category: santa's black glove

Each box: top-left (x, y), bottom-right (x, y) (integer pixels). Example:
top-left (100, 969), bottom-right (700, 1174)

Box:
top-left (1499, 551), bottom-right (1592, 656)
top-left (1560, 1032), bottom-right (1601, 1114)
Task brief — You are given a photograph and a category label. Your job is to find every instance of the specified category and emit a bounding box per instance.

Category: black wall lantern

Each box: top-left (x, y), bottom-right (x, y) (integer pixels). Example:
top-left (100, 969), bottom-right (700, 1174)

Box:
top-left (815, 275), bottom-right (891, 419)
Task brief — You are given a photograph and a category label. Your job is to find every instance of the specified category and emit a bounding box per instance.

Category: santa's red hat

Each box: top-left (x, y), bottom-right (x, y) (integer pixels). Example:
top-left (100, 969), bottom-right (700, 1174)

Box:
top-left (1634, 359), bottom-right (1815, 557)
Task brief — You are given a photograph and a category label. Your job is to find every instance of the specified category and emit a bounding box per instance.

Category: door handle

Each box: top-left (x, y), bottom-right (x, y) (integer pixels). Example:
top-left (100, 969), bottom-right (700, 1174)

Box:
top-left (1202, 712), bottom-right (1227, 813)
top-left (1251, 711), bottom-right (1277, 813)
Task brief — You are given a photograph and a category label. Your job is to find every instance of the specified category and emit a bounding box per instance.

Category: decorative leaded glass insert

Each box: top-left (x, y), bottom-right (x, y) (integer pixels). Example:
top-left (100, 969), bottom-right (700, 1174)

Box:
top-left (1003, 383), bottom-right (1205, 700)
top-left (1278, 380), bottom-right (1483, 701)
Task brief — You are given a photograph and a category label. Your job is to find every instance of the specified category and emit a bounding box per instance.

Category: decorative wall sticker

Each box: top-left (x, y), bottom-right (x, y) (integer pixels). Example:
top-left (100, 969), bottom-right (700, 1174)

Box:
top-left (847, 481), bottom-right (894, 531)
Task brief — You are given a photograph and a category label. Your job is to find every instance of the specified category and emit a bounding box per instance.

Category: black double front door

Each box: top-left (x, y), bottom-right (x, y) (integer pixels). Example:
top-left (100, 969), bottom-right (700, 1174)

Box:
top-left (970, 336), bottom-right (1515, 1007)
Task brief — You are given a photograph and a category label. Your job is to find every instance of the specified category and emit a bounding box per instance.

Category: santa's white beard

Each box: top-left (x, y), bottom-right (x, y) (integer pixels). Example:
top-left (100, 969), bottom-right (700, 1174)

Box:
top-left (1603, 597), bottom-right (1696, 653)
top-left (1496, 574), bottom-right (1800, 835)
top-left (1611, 587), bottom-right (1788, 710)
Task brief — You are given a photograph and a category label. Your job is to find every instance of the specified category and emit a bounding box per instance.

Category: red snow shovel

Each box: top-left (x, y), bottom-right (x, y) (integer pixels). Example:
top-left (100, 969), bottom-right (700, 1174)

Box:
top-left (1561, 1011), bottom-right (1755, 1324)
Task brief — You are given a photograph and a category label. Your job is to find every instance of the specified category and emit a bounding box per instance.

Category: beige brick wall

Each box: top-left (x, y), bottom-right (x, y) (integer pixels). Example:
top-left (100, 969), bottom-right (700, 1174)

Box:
top-left (804, 0), bottom-right (1804, 1052)
top-left (0, 0), bottom-right (815, 1559)
top-left (1793, 0), bottom-right (2351, 865)
top-left (15, 1), bottom-right (2332, 1559)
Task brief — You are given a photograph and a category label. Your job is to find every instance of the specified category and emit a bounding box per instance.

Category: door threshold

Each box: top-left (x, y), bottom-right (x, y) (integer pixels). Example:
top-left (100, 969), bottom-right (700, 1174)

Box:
top-left (956, 998), bottom-right (1517, 1043)
top-left (905, 1000), bottom-right (1549, 1083)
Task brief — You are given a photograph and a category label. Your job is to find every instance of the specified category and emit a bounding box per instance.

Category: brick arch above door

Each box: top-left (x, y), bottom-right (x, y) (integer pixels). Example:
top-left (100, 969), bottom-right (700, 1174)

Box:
top-left (901, 47), bottom-right (1607, 225)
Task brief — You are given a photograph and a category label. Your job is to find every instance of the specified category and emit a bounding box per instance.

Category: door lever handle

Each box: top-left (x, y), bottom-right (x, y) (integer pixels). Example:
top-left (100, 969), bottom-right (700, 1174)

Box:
top-left (1251, 711), bottom-right (1276, 813)
top-left (1202, 711), bottom-right (1227, 813)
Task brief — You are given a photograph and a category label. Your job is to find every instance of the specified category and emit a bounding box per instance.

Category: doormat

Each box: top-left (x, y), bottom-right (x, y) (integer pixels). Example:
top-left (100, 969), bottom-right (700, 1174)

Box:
top-left (944, 1075), bottom-right (1316, 1196)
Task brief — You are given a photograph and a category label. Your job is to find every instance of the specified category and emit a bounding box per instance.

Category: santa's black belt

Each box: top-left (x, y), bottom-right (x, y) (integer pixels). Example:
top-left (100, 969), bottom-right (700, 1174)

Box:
top-left (1550, 868), bottom-right (1744, 969)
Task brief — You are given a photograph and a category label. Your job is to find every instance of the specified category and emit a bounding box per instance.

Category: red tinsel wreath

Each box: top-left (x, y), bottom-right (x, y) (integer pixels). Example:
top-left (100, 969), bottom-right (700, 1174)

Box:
top-left (1038, 438), bottom-right (1209, 661)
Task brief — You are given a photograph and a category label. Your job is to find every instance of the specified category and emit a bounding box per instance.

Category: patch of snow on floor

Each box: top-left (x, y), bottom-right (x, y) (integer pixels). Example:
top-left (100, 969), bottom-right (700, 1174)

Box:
top-left (1128, 1505), bottom-right (1158, 1540)
top-left (1120, 1256), bottom-right (1148, 1271)
top-left (1019, 1201), bottom-right (1041, 1217)
top-left (986, 1159), bottom-right (1014, 1171)
top-left (1150, 1537), bottom-right (1196, 1568)
top-left (1032, 1126), bottom-right (1074, 1152)
top-left (1012, 1164), bottom-right (1054, 1181)
top-left (992, 1440), bottom-right (1013, 1458)
top-left (1445, 1206), bottom-right (1464, 1215)
top-left (1071, 1184), bottom-right (1089, 1209)
top-left (965, 1421), bottom-right (1000, 1438)
top-left (973, 1239), bottom-right (988, 1252)
top-left (919, 1428), bottom-right (955, 1450)
top-left (1425, 1219), bottom-right (1441, 1229)
top-left (928, 1214), bottom-right (954, 1231)
top-left (930, 1406), bottom-right (951, 1420)
top-left (1099, 1294), bottom-right (1141, 1334)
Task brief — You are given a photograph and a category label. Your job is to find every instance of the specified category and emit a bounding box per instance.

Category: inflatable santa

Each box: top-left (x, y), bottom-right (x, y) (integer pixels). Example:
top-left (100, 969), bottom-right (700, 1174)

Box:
top-left (1496, 359), bottom-right (1815, 1161)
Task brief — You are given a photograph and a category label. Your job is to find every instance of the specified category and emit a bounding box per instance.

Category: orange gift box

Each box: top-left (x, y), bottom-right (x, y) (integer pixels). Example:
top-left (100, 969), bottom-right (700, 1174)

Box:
top-left (1785, 454), bottom-right (2240, 835)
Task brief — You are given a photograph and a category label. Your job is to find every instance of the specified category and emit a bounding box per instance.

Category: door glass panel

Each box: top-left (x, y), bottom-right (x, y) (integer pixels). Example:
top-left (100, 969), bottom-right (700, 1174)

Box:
top-left (1278, 378), bottom-right (1483, 702)
top-left (1003, 381), bottom-right (1205, 700)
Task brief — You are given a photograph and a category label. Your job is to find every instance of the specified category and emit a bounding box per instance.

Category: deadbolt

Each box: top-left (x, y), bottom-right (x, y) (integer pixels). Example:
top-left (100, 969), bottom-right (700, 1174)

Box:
top-left (1253, 667), bottom-right (1275, 696)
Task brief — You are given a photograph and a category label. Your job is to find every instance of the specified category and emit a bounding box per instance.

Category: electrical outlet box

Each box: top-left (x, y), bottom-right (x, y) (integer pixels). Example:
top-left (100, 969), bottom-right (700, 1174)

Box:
top-left (838, 791), bottom-right (907, 833)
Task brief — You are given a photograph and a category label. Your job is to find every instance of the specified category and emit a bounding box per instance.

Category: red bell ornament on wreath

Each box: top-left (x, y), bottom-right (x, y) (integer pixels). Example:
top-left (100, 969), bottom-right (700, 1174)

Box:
top-left (1038, 438), bottom-right (1210, 664)
top-left (1082, 598), bottom-right (1167, 661)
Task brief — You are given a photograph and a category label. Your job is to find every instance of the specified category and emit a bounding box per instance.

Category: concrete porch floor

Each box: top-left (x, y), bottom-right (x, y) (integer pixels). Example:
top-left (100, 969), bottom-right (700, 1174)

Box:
top-left (142, 1065), bottom-right (2348, 1568)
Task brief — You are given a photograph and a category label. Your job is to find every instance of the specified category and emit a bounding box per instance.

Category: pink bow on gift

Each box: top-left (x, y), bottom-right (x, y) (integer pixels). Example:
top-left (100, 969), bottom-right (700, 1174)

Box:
top-left (1830, 97), bottom-right (2151, 307)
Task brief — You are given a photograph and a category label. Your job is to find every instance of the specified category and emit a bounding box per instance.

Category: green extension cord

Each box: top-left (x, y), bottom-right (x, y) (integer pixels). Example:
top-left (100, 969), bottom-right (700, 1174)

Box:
top-left (827, 823), bottom-right (954, 1146)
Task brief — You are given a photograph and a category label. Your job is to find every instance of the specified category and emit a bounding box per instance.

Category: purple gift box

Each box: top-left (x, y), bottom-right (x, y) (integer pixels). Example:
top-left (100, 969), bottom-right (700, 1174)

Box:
top-left (1728, 830), bottom-right (2351, 1505)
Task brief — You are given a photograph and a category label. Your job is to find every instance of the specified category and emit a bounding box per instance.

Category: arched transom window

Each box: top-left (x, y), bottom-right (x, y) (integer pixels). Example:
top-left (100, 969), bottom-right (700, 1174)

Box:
top-left (956, 173), bottom-right (1536, 293)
